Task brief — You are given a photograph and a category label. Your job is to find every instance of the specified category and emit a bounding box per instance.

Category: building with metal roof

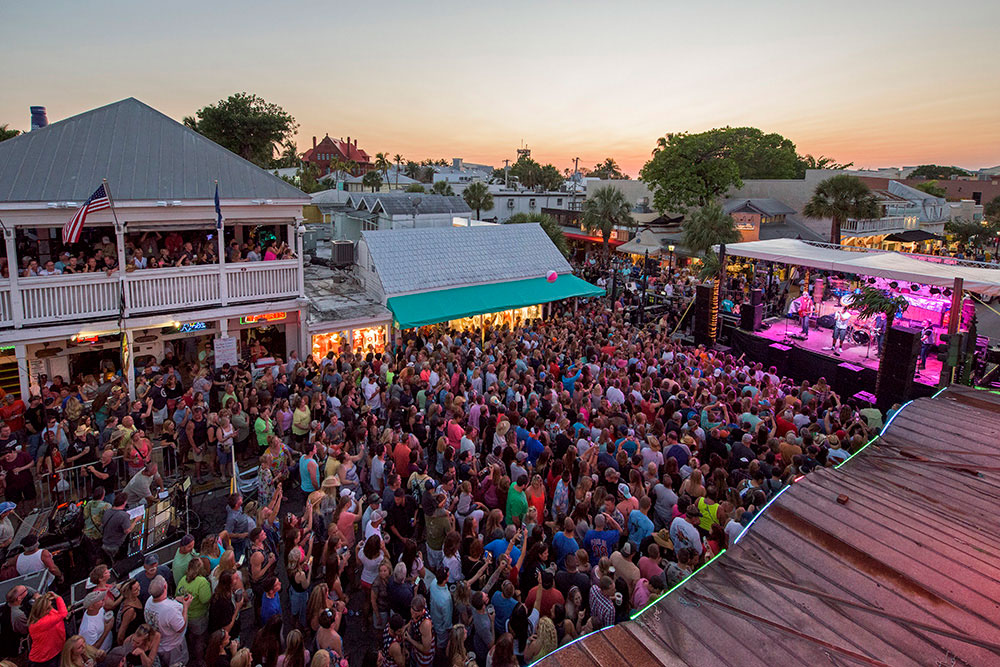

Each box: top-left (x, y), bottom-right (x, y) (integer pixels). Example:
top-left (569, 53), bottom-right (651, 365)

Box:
top-left (722, 198), bottom-right (796, 218)
top-left (355, 224), bottom-right (602, 328)
top-left (0, 97), bottom-right (306, 203)
top-left (538, 385), bottom-right (1000, 667)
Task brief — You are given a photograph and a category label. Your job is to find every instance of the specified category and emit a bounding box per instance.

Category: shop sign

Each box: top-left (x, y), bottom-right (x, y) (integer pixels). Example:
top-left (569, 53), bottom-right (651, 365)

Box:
top-left (72, 335), bottom-right (99, 344)
top-left (177, 322), bottom-right (208, 333)
top-left (239, 312), bottom-right (287, 325)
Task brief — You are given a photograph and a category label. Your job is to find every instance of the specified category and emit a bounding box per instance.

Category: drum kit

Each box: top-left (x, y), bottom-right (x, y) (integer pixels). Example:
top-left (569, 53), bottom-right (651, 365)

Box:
top-left (835, 292), bottom-right (880, 354)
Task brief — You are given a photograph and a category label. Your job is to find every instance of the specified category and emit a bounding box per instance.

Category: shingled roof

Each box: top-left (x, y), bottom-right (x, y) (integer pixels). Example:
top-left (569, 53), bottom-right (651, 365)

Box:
top-left (361, 223), bottom-right (570, 296)
top-left (0, 98), bottom-right (307, 203)
top-left (348, 192), bottom-right (471, 216)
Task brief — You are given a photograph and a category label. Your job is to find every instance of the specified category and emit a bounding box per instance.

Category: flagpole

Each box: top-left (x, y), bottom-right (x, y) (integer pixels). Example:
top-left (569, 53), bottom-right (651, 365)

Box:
top-left (104, 179), bottom-right (134, 398)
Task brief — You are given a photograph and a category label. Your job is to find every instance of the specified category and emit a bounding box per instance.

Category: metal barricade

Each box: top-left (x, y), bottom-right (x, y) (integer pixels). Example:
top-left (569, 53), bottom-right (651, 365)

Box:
top-left (34, 445), bottom-right (177, 509)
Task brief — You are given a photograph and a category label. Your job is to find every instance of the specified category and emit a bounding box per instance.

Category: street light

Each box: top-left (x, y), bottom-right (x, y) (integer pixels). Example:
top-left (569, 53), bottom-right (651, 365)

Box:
top-left (667, 244), bottom-right (676, 277)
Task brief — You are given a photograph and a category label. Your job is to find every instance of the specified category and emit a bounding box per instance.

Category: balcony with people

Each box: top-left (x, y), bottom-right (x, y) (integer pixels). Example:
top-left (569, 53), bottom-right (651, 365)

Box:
top-left (0, 221), bottom-right (304, 328)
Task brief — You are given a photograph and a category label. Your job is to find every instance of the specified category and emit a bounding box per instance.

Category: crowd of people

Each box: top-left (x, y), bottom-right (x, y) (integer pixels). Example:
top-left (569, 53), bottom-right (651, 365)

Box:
top-left (0, 276), bottom-right (891, 667)
top-left (0, 228), bottom-right (294, 280)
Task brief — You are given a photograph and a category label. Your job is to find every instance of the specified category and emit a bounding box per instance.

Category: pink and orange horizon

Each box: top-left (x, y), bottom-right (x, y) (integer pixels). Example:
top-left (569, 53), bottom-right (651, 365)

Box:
top-left (4, 1), bottom-right (999, 177)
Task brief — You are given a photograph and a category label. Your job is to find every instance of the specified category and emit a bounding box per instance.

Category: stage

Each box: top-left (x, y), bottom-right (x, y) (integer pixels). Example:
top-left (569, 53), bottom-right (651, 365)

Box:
top-left (723, 317), bottom-right (942, 406)
top-left (752, 319), bottom-right (943, 388)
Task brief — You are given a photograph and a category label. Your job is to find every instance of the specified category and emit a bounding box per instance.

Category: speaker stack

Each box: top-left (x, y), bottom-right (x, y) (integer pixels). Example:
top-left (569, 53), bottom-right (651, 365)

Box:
top-left (876, 325), bottom-right (920, 410)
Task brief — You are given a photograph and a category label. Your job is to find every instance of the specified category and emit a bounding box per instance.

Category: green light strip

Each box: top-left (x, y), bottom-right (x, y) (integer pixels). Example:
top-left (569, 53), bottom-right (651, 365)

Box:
top-left (629, 548), bottom-right (727, 619)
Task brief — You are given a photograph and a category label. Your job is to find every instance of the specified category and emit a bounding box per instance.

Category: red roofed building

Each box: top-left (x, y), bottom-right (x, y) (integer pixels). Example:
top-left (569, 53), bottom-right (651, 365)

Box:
top-left (302, 134), bottom-right (372, 176)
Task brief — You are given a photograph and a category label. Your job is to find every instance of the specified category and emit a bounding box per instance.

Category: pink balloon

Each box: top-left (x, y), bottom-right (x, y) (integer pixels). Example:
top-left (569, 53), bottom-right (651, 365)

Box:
top-left (546, 271), bottom-right (558, 283)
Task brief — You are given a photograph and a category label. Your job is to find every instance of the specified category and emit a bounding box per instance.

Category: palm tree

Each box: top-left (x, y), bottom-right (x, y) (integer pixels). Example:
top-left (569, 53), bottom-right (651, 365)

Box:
top-left (507, 212), bottom-right (569, 257)
top-left (393, 153), bottom-right (404, 189)
top-left (362, 170), bottom-right (383, 192)
top-left (462, 181), bottom-right (494, 220)
top-left (374, 153), bottom-right (391, 187)
top-left (581, 185), bottom-right (635, 255)
top-left (682, 202), bottom-right (740, 256)
top-left (804, 174), bottom-right (880, 245)
top-left (431, 181), bottom-right (455, 196)
top-left (850, 285), bottom-right (910, 397)
top-left (404, 161), bottom-right (421, 179)
top-left (0, 124), bottom-right (21, 142)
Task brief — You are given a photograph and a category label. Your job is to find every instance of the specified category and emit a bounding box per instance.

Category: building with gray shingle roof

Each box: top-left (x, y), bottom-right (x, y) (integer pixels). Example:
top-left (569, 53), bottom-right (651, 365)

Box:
top-left (358, 223), bottom-right (570, 298)
top-left (0, 97), bottom-right (306, 202)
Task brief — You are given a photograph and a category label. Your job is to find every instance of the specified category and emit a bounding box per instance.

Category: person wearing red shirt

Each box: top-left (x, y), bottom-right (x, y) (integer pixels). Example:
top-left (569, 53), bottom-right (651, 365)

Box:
top-left (392, 437), bottom-right (412, 478)
top-left (524, 571), bottom-right (564, 618)
top-left (0, 395), bottom-right (26, 433)
top-left (27, 591), bottom-right (68, 665)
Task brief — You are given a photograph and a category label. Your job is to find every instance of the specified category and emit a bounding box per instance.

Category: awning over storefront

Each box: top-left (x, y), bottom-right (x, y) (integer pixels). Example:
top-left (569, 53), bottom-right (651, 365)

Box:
top-left (885, 230), bottom-right (941, 243)
top-left (387, 274), bottom-right (604, 329)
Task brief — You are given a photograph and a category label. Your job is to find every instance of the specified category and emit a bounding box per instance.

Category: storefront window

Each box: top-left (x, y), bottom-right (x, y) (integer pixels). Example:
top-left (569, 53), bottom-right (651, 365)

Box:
top-left (312, 331), bottom-right (348, 362)
top-left (447, 305), bottom-right (542, 331)
top-left (352, 326), bottom-right (386, 354)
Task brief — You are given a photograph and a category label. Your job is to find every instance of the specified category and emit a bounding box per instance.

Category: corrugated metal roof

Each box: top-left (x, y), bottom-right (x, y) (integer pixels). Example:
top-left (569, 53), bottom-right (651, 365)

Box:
top-left (348, 192), bottom-right (471, 216)
top-left (361, 223), bottom-right (570, 296)
top-left (540, 386), bottom-right (1000, 667)
top-left (0, 98), bottom-right (307, 202)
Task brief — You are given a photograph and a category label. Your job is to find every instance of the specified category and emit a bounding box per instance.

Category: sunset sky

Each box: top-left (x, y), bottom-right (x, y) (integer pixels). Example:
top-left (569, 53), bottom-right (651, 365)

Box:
top-left (4, 1), bottom-right (999, 176)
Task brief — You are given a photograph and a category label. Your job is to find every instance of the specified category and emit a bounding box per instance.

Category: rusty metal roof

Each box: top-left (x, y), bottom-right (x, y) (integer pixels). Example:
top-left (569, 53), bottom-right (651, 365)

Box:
top-left (538, 385), bottom-right (1000, 667)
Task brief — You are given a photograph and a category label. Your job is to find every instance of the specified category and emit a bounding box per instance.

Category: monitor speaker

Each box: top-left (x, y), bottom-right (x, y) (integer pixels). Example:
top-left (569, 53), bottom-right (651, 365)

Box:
top-left (877, 325), bottom-right (920, 410)
top-left (750, 288), bottom-right (763, 306)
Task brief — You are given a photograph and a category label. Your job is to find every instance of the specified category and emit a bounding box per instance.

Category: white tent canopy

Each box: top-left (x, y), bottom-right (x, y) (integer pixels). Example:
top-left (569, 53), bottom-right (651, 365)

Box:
top-left (717, 238), bottom-right (1000, 296)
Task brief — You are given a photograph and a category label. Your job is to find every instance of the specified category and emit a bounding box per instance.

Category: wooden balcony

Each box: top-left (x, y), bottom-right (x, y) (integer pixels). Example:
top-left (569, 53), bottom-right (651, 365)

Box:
top-left (0, 259), bottom-right (301, 328)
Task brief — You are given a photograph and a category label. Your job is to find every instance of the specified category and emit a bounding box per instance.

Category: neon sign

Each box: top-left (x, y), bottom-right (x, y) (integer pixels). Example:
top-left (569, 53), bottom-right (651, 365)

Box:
top-left (240, 312), bottom-right (287, 325)
top-left (177, 322), bottom-right (208, 333)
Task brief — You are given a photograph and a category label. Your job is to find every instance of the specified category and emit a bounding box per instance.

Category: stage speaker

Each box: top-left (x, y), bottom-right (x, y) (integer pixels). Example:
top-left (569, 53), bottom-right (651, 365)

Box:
top-left (837, 362), bottom-right (864, 398)
top-left (817, 314), bottom-right (835, 329)
top-left (769, 342), bottom-right (792, 377)
top-left (740, 304), bottom-right (764, 331)
top-left (876, 325), bottom-right (920, 410)
top-left (750, 288), bottom-right (763, 306)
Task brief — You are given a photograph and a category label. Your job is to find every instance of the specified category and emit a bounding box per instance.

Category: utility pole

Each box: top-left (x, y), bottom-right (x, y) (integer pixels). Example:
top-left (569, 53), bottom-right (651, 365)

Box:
top-left (503, 159), bottom-right (510, 189)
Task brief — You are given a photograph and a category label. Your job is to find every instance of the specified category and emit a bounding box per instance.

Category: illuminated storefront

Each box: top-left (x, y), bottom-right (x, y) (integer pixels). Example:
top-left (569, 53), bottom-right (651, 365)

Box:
top-left (445, 305), bottom-right (542, 331)
top-left (309, 321), bottom-right (391, 362)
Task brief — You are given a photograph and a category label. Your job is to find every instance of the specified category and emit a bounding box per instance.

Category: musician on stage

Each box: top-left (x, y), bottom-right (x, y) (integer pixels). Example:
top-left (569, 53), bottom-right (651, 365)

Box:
top-left (874, 312), bottom-right (887, 356)
top-left (832, 305), bottom-right (852, 356)
top-left (918, 320), bottom-right (934, 370)
top-left (798, 292), bottom-right (814, 336)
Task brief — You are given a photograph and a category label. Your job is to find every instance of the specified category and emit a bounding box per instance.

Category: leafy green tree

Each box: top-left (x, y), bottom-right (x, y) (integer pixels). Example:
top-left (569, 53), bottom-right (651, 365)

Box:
top-left (914, 180), bottom-right (947, 198)
top-left (581, 185), bottom-right (634, 255)
top-left (538, 164), bottom-right (564, 191)
top-left (641, 127), bottom-right (806, 213)
top-left (508, 156), bottom-right (564, 190)
top-left (803, 174), bottom-right (879, 245)
top-left (682, 202), bottom-right (740, 256)
top-left (393, 154), bottom-right (404, 189)
top-left (277, 163), bottom-right (329, 193)
top-left (362, 170), bottom-right (383, 192)
top-left (982, 195), bottom-right (1000, 223)
top-left (797, 154), bottom-right (854, 172)
top-left (462, 181), bottom-right (494, 220)
top-left (405, 184), bottom-right (426, 193)
top-left (507, 212), bottom-right (569, 257)
top-left (850, 285), bottom-right (910, 401)
top-left (184, 93), bottom-right (297, 168)
top-left (0, 124), bottom-right (21, 142)
top-left (430, 181), bottom-right (455, 196)
top-left (909, 165), bottom-right (969, 180)
top-left (404, 161), bottom-right (421, 179)
top-left (588, 158), bottom-right (628, 180)
top-left (945, 218), bottom-right (985, 247)
top-left (272, 140), bottom-right (299, 168)
top-left (328, 158), bottom-right (355, 185)
top-left (641, 131), bottom-right (742, 213)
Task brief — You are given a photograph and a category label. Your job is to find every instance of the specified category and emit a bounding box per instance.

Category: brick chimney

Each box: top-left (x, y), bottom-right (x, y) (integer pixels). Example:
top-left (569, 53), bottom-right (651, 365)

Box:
top-left (312, 136), bottom-right (317, 149)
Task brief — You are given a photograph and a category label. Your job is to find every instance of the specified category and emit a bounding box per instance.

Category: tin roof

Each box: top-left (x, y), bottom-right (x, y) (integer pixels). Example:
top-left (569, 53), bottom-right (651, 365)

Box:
top-left (361, 223), bottom-right (570, 296)
top-left (0, 98), bottom-right (307, 203)
top-left (539, 385), bottom-right (1000, 666)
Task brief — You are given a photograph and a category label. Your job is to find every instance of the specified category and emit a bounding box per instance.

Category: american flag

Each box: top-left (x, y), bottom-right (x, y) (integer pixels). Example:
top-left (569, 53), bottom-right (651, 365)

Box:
top-left (62, 183), bottom-right (110, 244)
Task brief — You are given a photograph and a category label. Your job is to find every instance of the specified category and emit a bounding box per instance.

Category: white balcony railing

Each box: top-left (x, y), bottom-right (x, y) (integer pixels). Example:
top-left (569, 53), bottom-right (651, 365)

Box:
top-left (842, 216), bottom-right (909, 235)
top-left (0, 259), bottom-right (302, 329)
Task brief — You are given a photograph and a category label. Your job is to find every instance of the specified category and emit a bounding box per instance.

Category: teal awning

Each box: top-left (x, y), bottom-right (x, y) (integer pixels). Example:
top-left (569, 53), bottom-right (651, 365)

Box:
top-left (387, 275), bottom-right (604, 329)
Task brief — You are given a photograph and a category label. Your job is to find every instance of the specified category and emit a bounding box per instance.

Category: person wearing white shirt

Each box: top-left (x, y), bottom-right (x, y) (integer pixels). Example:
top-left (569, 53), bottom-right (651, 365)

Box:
top-left (79, 591), bottom-right (114, 652)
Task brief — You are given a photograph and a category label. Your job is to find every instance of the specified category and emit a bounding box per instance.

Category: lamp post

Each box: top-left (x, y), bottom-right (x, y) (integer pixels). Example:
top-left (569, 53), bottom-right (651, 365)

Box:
top-left (667, 244), bottom-right (676, 278)
top-left (639, 249), bottom-right (649, 325)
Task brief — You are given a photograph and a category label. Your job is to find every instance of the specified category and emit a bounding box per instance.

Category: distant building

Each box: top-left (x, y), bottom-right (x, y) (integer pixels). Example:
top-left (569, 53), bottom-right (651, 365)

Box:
top-left (432, 158), bottom-right (494, 186)
top-left (323, 192), bottom-right (472, 242)
top-left (301, 134), bottom-right (372, 176)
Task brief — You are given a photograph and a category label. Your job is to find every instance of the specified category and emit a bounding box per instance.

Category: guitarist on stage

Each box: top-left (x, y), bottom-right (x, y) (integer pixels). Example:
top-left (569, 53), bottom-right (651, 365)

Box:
top-left (798, 292), bottom-right (814, 337)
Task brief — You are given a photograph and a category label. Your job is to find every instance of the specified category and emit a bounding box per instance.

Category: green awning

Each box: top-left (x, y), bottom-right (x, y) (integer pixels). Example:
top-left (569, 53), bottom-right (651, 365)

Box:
top-left (387, 275), bottom-right (604, 329)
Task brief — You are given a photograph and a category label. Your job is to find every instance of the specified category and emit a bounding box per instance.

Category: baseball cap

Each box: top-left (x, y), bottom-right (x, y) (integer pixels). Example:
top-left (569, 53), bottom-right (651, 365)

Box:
top-left (617, 482), bottom-right (631, 499)
top-left (144, 554), bottom-right (159, 566)
top-left (0, 501), bottom-right (15, 515)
